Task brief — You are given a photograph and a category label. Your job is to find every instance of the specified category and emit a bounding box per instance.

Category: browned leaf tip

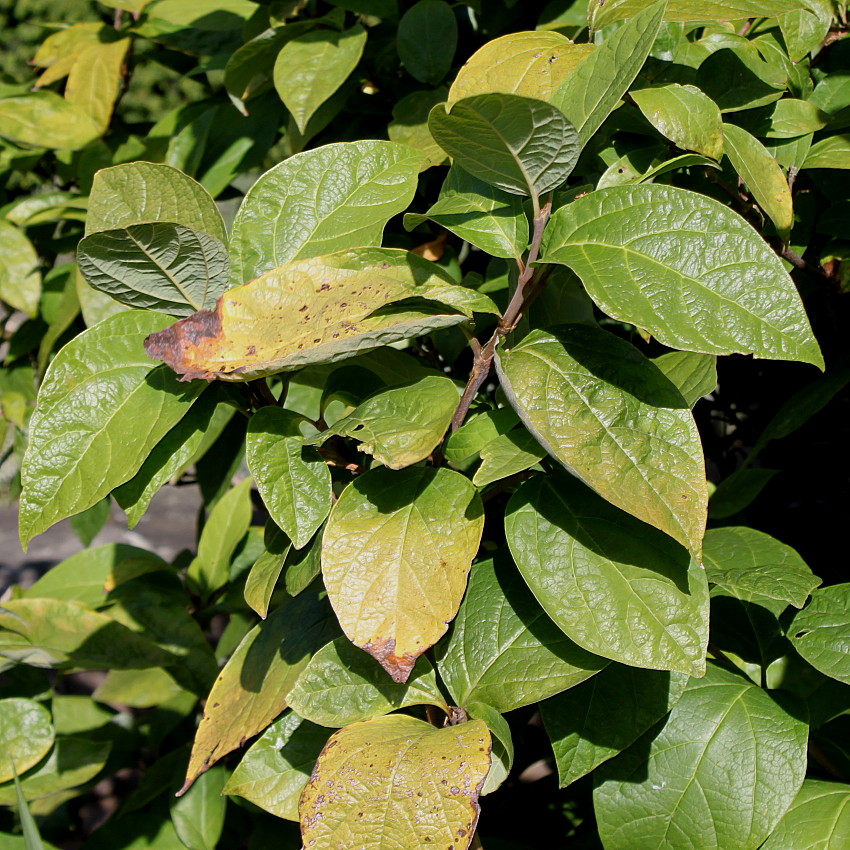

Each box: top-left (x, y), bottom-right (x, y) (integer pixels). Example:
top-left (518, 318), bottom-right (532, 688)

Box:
top-left (144, 307), bottom-right (222, 382)
top-left (363, 636), bottom-right (417, 684)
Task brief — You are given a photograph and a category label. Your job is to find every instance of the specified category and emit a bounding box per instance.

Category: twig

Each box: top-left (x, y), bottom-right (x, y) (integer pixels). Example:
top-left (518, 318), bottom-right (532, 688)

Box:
top-left (450, 195), bottom-right (552, 431)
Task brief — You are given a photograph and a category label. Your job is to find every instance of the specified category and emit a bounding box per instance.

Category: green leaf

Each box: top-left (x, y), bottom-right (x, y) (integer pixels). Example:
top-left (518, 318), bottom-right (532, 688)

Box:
top-left (187, 477), bottom-right (253, 598)
top-left (387, 88), bottom-right (449, 171)
top-left (23, 543), bottom-right (165, 609)
top-left (541, 185), bottom-right (824, 368)
top-left (146, 247), bottom-right (496, 382)
top-left (723, 123), bottom-right (793, 243)
top-left (68, 496), bottom-right (110, 547)
top-left (696, 48), bottom-right (787, 113)
top-left (288, 637), bottom-right (447, 727)
top-left (703, 526), bottom-right (820, 609)
top-left (428, 93), bottom-right (580, 200)
top-left (170, 766), bottom-right (227, 850)
top-left (652, 351), bottom-right (717, 408)
top-left (0, 738), bottom-right (110, 805)
top-left (751, 98), bottom-right (832, 139)
top-left (0, 699), bottom-right (54, 784)
top-left (397, 0), bottom-right (457, 85)
top-left (804, 134), bottom-right (850, 169)
top-left (0, 597), bottom-right (177, 670)
top-left (0, 221), bottom-right (41, 318)
top-left (472, 428), bottom-right (546, 488)
top-left (244, 522), bottom-right (291, 618)
top-left (709, 467), bottom-right (778, 518)
top-left (13, 772), bottom-right (45, 850)
top-left (77, 223), bottom-right (230, 317)
top-left (541, 665), bottom-right (688, 787)
top-left (761, 778), bottom-right (850, 849)
top-left (497, 325), bottom-right (707, 556)
top-left (788, 584), bottom-right (850, 685)
top-left (593, 662), bottom-right (809, 850)
top-left (85, 162), bottom-right (226, 242)
top-left (93, 668), bottom-right (188, 708)
top-left (299, 715), bottom-right (491, 849)
top-left (322, 466), bottom-right (484, 683)
top-left (0, 93), bottom-right (100, 150)
top-left (444, 407), bottom-right (519, 470)
top-left (309, 375), bottom-right (458, 470)
top-left (282, 525), bottom-right (323, 596)
top-left (222, 712), bottom-right (329, 820)
top-left (247, 409), bottom-right (331, 549)
top-left (64, 37), bottom-right (129, 132)
top-left (448, 31), bottom-right (594, 103)
top-left (436, 554), bottom-right (607, 712)
top-left (404, 164), bottom-right (529, 261)
top-left (181, 585), bottom-right (338, 792)
top-left (551, 0), bottom-right (666, 147)
top-left (590, 0), bottom-right (807, 28)
top-left (274, 25), bottom-right (367, 133)
top-left (505, 472), bottom-right (709, 676)
top-left (19, 311), bottom-right (206, 548)
top-left (465, 702), bottom-right (513, 795)
top-left (229, 141), bottom-right (422, 284)
top-left (632, 84), bottom-right (724, 160)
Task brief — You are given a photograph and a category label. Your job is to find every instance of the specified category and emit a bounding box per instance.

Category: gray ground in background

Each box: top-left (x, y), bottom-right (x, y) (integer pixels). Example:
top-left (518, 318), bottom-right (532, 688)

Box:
top-left (0, 484), bottom-right (202, 593)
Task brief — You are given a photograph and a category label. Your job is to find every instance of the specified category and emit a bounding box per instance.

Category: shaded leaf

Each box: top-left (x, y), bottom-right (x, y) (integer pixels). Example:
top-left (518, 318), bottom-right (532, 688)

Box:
top-left (788, 584), bottom-right (850, 685)
top-left (444, 407), bottom-right (519, 470)
top-left (387, 88), bottom-right (449, 171)
top-left (309, 375), bottom-right (458, 470)
top-left (541, 185), bottom-right (824, 368)
top-left (146, 248), bottom-right (496, 382)
top-left (299, 715), bottom-right (490, 850)
top-left (594, 663), bottom-right (808, 850)
top-left (696, 48), bottom-right (786, 114)
top-left (322, 466), bottom-right (484, 683)
top-left (652, 350), bottom-right (717, 408)
top-left (244, 522), bottom-right (291, 618)
top-left (68, 496), bottom-right (109, 548)
top-left (429, 93), bottom-right (580, 199)
top-left (497, 324), bottom-right (707, 556)
top-left (505, 473), bottom-right (709, 676)
top-left (397, 0), bottom-right (457, 85)
top-left (541, 664), bottom-right (688, 787)
top-left (473, 428), bottom-right (546, 488)
top-left (170, 766), bottom-right (227, 850)
top-left (465, 702), bottom-right (513, 795)
top-left (436, 554), bottom-right (606, 712)
top-left (0, 699), bottom-right (54, 784)
top-left (222, 712), bottom-right (329, 820)
top-left (288, 637), bottom-right (447, 727)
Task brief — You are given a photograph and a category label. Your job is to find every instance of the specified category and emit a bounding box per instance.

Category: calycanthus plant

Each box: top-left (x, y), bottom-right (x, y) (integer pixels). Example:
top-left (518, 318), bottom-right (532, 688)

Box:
top-left (3, 0), bottom-right (850, 847)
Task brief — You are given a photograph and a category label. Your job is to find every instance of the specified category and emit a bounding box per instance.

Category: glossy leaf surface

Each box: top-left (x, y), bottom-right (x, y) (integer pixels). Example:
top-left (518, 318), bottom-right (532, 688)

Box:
top-left (788, 584), bottom-right (850, 685)
top-left (760, 779), bottom-right (850, 850)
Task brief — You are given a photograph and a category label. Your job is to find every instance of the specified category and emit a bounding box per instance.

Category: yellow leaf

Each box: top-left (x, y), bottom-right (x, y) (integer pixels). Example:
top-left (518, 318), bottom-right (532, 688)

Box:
top-left (145, 247), bottom-right (497, 382)
top-left (322, 467), bottom-right (484, 683)
top-left (65, 38), bottom-right (130, 131)
top-left (32, 23), bottom-right (103, 68)
top-left (449, 31), bottom-right (594, 103)
top-left (299, 715), bottom-right (491, 850)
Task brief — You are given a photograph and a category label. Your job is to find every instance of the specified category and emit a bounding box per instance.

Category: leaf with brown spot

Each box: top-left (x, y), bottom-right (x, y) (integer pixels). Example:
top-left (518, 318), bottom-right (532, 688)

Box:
top-left (299, 715), bottom-right (490, 850)
top-left (322, 467), bottom-right (484, 684)
top-left (145, 248), bottom-right (497, 382)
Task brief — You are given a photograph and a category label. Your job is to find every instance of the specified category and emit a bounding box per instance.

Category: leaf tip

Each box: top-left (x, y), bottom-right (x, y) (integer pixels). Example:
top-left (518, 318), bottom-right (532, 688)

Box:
top-left (362, 637), bottom-right (417, 684)
top-left (144, 309), bottom-right (222, 381)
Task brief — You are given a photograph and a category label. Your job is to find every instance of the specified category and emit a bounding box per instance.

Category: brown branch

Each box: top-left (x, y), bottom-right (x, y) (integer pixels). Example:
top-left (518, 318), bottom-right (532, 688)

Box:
top-left (450, 196), bottom-right (552, 431)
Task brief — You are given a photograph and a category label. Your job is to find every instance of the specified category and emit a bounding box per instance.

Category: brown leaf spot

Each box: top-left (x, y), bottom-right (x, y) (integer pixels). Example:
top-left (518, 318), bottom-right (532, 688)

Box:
top-left (361, 636), bottom-right (418, 683)
top-left (145, 308), bottom-right (222, 382)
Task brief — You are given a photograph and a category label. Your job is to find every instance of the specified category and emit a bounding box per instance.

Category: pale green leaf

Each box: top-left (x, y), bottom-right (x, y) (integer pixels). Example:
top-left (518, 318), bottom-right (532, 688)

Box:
top-left (761, 778), bottom-right (850, 850)
top-left (541, 664), bottom-right (688, 787)
top-left (703, 526), bottom-right (820, 609)
top-left (632, 84), bottom-right (724, 159)
top-left (652, 351), bottom-right (717, 407)
top-left (0, 93), bottom-right (100, 150)
top-left (429, 93), bottom-right (580, 199)
top-left (443, 407), bottom-right (519, 470)
top-left (804, 134), bottom-right (850, 169)
top-left (244, 522), bottom-right (291, 618)
top-left (397, 0), bottom-right (457, 85)
top-left (590, 0), bottom-right (806, 29)
top-left (465, 702), bottom-right (513, 795)
top-left (505, 473), bottom-right (709, 676)
top-left (85, 162), bottom-right (226, 242)
top-left (788, 584), bottom-right (850, 685)
top-left (182, 586), bottom-right (338, 792)
top-left (541, 184), bottom-right (824, 368)
top-left (64, 38), bottom-right (130, 131)
top-left (594, 663), bottom-right (808, 850)
top-left (322, 466), bottom-right (484, 683)
top-left (309, 375), bottom-right (458, 470)
top-left (0, 221), bottom-right (41, 318)
top-left (0, 699), bottom-right (54, 784)
top-left (93, 668), bottom-right (187, 708)
top-left (274, 25), bottom-right (367, 133)
top-left (472, 428), bottom-right (545, 488)
top-left (19, 312), bottom-right (205, 548)
top-left (552, 1), bottom-right (666, 146)
top-left (222, 712), bottom-right (328, 821)
top-left (288, 637), bottom-right (447, 727)
top-left (229, 142), bottom-right (423, 283)
top-left (404, 164), bottom-right (528, 261)
top-left (436, 554), bottom-right (607, 712)
top-left (77, 223), bottom-right (230, 316)
top-left (170, 766), bottom-right (227, 850)
top-left (497, 325), bottom-right (708, 556)
top-left (299, 715), bottom-right (490, 849)
top-left (247, 408), bottom-right (331, 549)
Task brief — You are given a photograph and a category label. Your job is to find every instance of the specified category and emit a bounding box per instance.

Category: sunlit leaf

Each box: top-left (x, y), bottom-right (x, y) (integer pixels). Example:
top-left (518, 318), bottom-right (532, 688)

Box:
top-left (761, 778), bottom-right (850, 849)
top-left (788, 584), bottom-right (850, 685)
top-left (0, 93), bottom-right (100, 150)
top-left (0, 221), bottom-right (41, 318)
top-left (0, 699), bottom-right (54, 784)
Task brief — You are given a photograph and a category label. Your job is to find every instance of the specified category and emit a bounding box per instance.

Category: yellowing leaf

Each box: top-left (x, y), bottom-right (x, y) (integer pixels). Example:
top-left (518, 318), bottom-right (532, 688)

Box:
top-left (64, 37), bottom-right (130, 131)
top-left (449, 31), bottom-right (593, 103)
top-left (0, 92), bottom-right (101, 151)
top-left (299, 715), bottom-right (491, 850)
top-left (322, 467), bottom-right (484, 683)
top-left (145, 248), bottom-right (497, 382)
